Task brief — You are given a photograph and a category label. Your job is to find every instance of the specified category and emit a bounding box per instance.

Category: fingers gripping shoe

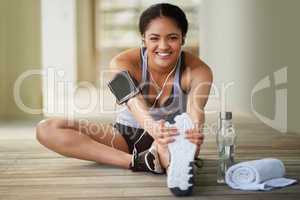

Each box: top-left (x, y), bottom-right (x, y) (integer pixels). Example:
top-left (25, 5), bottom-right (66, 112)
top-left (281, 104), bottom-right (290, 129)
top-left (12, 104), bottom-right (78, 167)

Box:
top-left (130, 145), bottom-right (164, 174)
top-left (167, 113), bottom-right (197, 196)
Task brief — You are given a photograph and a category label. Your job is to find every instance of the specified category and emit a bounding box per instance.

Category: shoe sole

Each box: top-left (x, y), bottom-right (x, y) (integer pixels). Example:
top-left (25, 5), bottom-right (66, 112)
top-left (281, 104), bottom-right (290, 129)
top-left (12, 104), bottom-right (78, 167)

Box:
top-left (167, 113), bottom-right (197, 196)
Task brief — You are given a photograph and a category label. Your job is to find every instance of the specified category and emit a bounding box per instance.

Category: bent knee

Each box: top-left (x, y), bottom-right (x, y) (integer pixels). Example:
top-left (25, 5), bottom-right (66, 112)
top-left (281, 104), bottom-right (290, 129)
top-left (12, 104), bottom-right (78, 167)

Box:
top-left (36, 118), bottom-right (62, 145)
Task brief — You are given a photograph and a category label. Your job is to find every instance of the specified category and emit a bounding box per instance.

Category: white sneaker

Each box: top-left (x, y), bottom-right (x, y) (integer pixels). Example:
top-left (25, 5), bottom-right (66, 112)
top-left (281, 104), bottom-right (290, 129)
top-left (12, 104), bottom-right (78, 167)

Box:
top-left (167, 113), bottom-right (197, 196)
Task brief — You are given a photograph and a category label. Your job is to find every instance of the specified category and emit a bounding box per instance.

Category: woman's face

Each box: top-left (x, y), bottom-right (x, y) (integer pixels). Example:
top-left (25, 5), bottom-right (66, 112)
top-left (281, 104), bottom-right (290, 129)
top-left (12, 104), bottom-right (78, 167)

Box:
top-left (143, 16), bottom-right (183, 70)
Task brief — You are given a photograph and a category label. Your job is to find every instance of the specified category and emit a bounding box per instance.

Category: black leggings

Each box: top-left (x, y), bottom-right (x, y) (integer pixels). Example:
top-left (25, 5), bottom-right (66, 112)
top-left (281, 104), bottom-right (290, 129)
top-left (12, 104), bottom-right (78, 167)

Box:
top-left (113, 123), bottom-right (154, 154)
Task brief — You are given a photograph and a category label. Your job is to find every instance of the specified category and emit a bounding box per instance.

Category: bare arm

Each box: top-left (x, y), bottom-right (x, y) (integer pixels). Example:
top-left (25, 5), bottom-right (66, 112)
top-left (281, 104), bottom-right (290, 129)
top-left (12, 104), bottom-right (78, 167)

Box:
top-left (126, 94), bottom-right (157, 135)
top-left (186, 63), bottom-right (213, 127)
top-left (109, 50), bottom-right (154, 132)
top-left (184, 60), bottom-right (213, 157)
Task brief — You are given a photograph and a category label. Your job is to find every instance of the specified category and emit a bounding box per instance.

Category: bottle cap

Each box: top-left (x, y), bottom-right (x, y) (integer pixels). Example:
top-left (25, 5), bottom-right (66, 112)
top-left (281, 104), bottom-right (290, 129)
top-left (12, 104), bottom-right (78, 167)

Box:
top-left (219, 111), bottom-right (232, 120)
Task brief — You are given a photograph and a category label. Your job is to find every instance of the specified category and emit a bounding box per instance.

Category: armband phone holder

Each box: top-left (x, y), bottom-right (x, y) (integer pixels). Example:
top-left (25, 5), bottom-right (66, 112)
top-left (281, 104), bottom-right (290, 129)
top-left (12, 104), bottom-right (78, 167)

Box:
top-left (107, 71), bottom-right (140, 104)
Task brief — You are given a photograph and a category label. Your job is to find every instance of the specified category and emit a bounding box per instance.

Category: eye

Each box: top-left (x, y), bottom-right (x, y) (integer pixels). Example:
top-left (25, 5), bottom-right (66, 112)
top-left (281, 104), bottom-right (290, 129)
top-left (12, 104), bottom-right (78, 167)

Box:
top-left (170, 36), bottom-right (179, 41)
top-left (150, 37), bottom-right (159, 41)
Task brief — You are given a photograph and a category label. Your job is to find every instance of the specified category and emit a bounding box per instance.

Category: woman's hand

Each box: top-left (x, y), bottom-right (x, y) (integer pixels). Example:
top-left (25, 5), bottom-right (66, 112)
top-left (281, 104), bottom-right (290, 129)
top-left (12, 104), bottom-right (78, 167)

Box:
top-left (150, 120), bottom-right (178, 148)
top-left (185, 128), bottom-right (205, 158)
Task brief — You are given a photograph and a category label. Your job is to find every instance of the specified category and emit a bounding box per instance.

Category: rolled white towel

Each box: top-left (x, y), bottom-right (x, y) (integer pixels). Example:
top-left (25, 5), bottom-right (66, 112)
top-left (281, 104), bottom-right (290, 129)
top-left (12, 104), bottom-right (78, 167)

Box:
top-left (225, 158), bottom-right (297, 190)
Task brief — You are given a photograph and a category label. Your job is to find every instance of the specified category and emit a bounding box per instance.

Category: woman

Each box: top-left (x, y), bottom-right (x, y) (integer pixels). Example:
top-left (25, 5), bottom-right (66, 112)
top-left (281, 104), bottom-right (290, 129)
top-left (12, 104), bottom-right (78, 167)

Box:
top-left (36, 3), bottom-right (212, 195)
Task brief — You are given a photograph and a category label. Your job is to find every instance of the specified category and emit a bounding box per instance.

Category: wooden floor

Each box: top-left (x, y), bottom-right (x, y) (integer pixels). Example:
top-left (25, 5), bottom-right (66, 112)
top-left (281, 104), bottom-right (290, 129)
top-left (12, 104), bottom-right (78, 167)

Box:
top-left (0, 117), bottom-right (300, 200)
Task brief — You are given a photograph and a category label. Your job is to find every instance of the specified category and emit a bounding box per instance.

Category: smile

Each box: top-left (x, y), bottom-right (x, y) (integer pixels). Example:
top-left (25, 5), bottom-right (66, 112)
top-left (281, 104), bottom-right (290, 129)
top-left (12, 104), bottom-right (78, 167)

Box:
top-left (156, 52), bottom-right (172, 58)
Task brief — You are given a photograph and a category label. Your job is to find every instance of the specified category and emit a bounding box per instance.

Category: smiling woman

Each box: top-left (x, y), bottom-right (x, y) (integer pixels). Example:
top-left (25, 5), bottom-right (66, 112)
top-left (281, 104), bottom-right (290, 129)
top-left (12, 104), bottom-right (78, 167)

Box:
top-left (96, 0), bottom-right (201, 86)
top-left (36, 3), bottom-right (212, 197)
top-left (108, 3), bottom-right (212, 196)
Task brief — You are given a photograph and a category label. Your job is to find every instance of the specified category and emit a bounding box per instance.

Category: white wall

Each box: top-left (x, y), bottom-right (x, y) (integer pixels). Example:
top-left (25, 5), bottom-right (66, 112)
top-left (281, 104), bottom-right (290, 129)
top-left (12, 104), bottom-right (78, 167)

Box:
top-left (199, 0), bottom-right (300, 133)
top-left (41, 0), bottom-right (77, 117)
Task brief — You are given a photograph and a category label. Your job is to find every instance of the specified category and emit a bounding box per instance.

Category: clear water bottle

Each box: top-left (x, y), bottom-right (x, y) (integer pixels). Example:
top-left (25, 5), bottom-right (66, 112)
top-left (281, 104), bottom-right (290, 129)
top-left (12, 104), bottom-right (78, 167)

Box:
top-left (216, 111), bottom-right (236, 183)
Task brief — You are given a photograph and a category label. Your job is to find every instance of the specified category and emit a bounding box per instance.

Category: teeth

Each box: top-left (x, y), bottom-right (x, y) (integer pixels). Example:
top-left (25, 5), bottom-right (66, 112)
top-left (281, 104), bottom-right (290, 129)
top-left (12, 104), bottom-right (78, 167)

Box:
top-left (157, 52), bottom-right (171, 57)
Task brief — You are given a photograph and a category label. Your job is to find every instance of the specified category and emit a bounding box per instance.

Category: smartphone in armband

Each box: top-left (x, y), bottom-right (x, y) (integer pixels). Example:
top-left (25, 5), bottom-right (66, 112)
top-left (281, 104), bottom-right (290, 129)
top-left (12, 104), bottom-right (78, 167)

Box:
top-left (107, 71), bottom-right (140, 105)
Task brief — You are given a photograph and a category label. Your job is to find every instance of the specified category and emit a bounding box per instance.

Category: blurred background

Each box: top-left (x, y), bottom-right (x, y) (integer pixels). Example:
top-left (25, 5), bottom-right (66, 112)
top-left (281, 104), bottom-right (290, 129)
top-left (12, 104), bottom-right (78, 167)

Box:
top-left (0, 0), bottom-right (299, 137)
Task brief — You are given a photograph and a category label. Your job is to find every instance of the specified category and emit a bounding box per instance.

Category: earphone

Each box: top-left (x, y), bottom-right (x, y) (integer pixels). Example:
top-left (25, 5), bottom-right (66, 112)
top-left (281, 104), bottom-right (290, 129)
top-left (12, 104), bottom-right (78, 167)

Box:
top-left (149, 63), bottom-right (177, 102)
